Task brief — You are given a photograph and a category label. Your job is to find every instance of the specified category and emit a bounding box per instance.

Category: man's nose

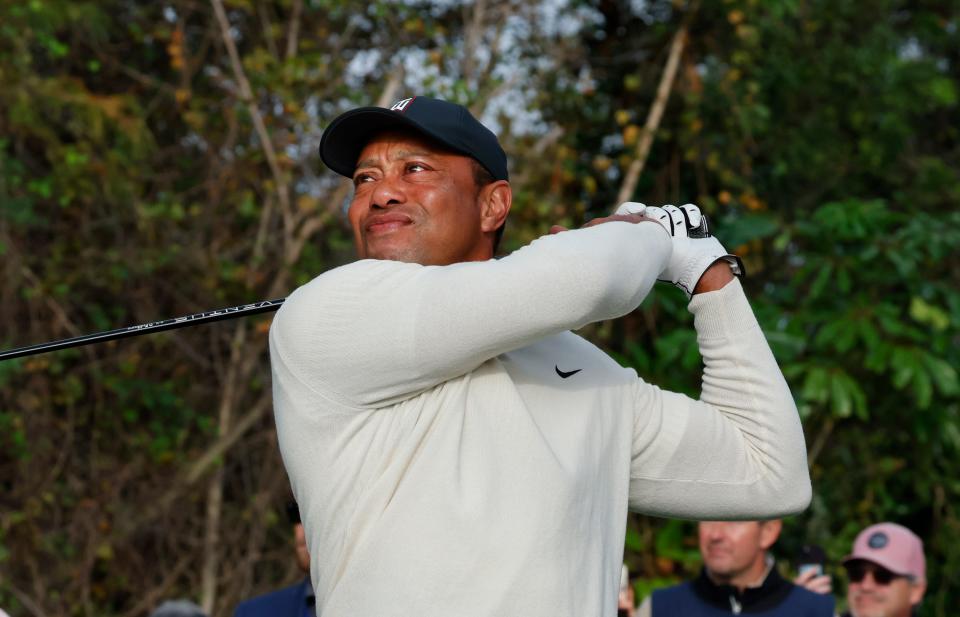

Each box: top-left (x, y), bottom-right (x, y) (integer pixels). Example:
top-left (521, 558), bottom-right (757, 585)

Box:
top-left (370, 174), bottom-right (406, 209)
top-left (701, 524), bottom-right (725, 541)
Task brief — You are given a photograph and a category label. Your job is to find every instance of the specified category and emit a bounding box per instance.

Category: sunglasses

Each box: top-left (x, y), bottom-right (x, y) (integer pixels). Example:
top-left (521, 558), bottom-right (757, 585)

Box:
top-left (845, 561), bottom-right (907, 585)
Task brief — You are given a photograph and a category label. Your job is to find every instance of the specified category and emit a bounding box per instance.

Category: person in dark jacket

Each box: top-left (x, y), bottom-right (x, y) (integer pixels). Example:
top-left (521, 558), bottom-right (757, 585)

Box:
top-left (233, 501), bottom-right (315, 617)
top-left (637, 520), bottom-right (834, 616)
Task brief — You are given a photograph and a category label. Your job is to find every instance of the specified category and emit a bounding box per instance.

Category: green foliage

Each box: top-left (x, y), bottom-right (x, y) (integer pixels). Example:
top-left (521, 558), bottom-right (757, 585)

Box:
top-left (555, 1), bottom-right (958, 614)
top-left (1, 0), bottom-right (957, 615)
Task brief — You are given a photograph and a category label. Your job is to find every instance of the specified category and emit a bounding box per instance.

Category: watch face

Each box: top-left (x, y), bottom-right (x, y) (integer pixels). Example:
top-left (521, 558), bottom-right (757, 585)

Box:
top-left (868, 532), bottom-right (889, 549)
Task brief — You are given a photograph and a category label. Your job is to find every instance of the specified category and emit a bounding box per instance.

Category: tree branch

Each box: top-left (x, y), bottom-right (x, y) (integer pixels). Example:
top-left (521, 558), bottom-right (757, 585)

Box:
top-left (200, 322), bottom-right (248, 614)
top-left (461, 0), bottom-right (488, 85)
top-left (807, 416), bottom-right (835, 469)
top-left (257, 0), bottom-right (280, 60)
top-left (19, 264), bottom-right (82, 339)
top-left (183, 390), bottom-right (272, 487)
top-left (614, 15), bottom-right (691, 206)
top-left (375, 65), bottom-right (406, 108)
top-left (119, 555), bottom-right (192, 617)
top-left (285, 0), bottom-right (304, 60)
top-left (209, 0), bottom-right (291, 222)
top-left (5, 579), bottom-right (47, 617)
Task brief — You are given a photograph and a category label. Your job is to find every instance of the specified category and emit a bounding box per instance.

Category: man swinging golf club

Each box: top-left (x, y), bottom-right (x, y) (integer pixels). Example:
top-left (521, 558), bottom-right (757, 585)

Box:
top-left (269, 96), bottom-right (811, 617)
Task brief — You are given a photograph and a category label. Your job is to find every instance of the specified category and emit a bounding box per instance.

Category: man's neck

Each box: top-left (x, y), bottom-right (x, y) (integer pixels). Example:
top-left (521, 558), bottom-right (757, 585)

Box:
top-left (706, 554), bottom-right (773, 592)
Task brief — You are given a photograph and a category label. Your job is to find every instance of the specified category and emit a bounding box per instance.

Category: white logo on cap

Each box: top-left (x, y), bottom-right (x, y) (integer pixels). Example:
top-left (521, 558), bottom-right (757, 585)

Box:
top-left (390, 97), bottom-right (414, 112)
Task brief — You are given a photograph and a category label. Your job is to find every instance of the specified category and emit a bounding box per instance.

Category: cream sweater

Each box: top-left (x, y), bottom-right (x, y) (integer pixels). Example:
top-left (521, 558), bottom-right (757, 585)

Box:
top-left (269, 221), bottom-right (810, 617)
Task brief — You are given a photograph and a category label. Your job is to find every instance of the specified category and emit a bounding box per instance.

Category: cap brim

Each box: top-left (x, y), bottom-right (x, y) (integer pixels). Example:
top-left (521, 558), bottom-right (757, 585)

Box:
top-left (319, 107), bottom-right (470, 178)
top-left (842, 554), bottom-right (914, 577)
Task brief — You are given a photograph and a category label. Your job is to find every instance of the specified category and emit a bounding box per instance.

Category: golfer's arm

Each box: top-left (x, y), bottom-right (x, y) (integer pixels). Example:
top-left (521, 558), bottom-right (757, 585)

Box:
top-left (627, 278), bottom-right (811, 518)
top-left (271, 221), bottom-right (671, 408)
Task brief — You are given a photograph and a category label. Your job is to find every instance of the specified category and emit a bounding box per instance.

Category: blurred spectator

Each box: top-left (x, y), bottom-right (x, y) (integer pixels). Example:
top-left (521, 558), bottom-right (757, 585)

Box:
top-left (149, 599), bottom-right (207, 617)
top-left (233, 500), bottom-right (315, 617)
top-left (793, 543), bottom-right (833, 596)
top-left (637, 520), bottom-right (834, 615)
top-left (619, 564), bottom-right (636, 617)
top-left (840, 522), bottom-right (926, 617)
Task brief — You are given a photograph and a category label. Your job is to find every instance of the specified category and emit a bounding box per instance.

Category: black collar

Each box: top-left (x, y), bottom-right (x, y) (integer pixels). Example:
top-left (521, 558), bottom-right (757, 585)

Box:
top-left (300, 576), bottom-right (316, 607)
top-left (691, 565), bottom-right (794, 613)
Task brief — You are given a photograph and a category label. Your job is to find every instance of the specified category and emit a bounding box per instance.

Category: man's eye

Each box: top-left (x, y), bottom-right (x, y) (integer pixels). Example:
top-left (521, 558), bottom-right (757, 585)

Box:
top-left (353, 173), bottom-right (374, 186)
top-left (406, 163), bottom-right (427, 173)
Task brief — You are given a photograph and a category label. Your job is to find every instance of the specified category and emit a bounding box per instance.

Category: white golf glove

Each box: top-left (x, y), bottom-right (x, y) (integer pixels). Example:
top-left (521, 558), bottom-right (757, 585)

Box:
top-left (615, 201), bottom-right (744, 296)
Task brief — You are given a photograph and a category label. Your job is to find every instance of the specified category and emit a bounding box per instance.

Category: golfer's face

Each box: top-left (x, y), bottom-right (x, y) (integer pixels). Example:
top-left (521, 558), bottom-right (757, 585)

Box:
top-left (349, 130), bottom-right (487, 266)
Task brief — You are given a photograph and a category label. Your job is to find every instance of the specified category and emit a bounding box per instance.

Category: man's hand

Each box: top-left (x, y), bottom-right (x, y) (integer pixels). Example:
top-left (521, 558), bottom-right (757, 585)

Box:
top-left (616, 202), bottom-right (744, 297)
top-left (794, 568), bottom-right (833, 595)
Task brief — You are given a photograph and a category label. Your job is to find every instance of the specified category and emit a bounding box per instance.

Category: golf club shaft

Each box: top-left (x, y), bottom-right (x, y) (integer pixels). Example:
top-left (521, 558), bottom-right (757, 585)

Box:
top-left (0, 299), bottom-right (285, 362)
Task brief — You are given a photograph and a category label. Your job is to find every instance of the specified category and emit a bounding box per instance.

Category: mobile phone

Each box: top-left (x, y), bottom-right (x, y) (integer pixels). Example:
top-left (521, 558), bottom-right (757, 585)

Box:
top-left (797, 544), bottom-right (826, 577)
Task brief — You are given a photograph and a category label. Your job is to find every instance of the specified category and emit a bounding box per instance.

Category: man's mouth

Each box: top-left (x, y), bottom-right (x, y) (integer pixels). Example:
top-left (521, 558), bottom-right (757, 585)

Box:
top-left (366, 214), bottom-right (413, 235)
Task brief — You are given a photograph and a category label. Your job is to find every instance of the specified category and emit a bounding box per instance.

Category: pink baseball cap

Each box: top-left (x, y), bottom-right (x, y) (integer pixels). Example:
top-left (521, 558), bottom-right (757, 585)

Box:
top-left (843, 522), bottom-right (926, 581)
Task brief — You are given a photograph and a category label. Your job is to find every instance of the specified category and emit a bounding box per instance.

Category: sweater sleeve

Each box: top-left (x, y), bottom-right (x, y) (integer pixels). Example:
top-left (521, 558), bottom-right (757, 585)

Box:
top-left (270, 221), bottom-right (672, 408)
top-left (627, 278), bottom-right (811, 518)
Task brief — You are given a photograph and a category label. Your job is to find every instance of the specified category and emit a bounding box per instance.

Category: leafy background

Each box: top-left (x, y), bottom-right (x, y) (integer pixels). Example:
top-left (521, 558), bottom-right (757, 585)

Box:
top-left (0, 0), bottom-right (957, 615)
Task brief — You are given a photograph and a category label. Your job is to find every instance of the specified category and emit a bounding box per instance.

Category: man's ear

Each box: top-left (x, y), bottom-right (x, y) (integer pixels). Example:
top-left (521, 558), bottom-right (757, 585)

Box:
top-left (909, 580), bottom-right (927, 605)
top-left (479, 180), bottom-right (512, 234)
top-left (759, 519), bottom-right (782, 551)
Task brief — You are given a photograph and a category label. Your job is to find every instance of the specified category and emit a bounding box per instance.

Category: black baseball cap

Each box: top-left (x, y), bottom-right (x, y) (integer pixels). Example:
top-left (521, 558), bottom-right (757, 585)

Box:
top-left (319, 96), bottom-right (508, 181)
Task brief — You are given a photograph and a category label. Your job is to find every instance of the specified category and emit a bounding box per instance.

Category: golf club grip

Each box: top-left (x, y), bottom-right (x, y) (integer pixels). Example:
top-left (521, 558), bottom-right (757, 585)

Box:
top-left (0, 298), bottom-right (285, 362)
